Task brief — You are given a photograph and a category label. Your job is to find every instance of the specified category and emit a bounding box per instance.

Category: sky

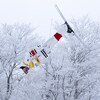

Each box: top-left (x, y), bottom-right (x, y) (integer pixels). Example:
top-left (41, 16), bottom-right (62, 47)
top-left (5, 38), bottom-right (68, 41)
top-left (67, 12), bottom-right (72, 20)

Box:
top-left (0, 0), bottom-right (100, 37)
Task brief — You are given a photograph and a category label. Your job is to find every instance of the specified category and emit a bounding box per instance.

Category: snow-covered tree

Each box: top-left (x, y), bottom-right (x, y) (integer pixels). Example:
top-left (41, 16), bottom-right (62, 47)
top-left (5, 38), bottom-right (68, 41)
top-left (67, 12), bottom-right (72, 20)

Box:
top-left (41, 17), bottom-right (100, 100)
top-left (4, 17), bottom-right (100, 100)
top-left (0, 23), bottom-right (40, 100)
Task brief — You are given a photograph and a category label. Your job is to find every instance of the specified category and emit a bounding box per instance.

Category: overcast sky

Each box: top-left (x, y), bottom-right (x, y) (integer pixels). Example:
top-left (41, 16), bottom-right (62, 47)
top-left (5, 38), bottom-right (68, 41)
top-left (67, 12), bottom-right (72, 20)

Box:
top-left (0, 0), bottom-right (100, 37)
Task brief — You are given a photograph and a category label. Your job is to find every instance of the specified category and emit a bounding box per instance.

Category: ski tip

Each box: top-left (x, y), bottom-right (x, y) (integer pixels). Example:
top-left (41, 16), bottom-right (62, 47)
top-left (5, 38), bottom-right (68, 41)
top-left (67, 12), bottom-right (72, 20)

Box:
top-left (54, 4), bottom-right (58, 8)
top-left (54, 4), bottom-right (57, 7)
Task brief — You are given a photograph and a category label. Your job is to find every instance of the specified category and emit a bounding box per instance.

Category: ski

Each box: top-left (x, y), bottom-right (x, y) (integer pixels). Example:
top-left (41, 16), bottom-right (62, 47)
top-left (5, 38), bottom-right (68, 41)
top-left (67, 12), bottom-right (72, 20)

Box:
top-left (55, 4), bottom-right (89, 49)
